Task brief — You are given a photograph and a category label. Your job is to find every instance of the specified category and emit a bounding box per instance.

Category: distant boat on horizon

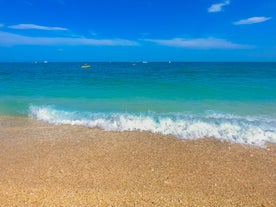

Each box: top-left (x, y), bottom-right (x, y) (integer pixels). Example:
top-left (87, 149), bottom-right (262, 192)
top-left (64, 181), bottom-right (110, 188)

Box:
top-left (81, 64), bottom-right (91, 69)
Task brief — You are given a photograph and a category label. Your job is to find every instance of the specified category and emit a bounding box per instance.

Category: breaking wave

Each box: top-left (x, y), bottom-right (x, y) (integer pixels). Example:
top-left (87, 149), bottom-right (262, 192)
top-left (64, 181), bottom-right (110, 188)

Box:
top-left (29, 105), bottom-right (276, 146)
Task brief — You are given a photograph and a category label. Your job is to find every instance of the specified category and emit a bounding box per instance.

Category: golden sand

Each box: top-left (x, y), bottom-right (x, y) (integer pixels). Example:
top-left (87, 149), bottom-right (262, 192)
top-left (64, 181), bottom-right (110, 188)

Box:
top-left (0, 116), bottom-right (275, 206)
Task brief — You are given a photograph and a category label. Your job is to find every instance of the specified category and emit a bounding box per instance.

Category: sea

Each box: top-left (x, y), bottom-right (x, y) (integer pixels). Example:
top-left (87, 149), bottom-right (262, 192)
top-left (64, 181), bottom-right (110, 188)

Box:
top-left (0, 62), bottom-right (275, 146)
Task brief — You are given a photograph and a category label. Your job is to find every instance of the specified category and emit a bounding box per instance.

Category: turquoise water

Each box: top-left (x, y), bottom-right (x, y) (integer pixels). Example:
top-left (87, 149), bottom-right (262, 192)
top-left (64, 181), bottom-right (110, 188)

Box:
top-left (1, 62), bottom-right (276, 145)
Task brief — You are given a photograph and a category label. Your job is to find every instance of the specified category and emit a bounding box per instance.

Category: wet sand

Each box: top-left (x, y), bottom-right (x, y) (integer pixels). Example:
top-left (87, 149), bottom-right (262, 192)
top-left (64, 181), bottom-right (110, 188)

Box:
top-left (0, 116), bottom-right (275, 206)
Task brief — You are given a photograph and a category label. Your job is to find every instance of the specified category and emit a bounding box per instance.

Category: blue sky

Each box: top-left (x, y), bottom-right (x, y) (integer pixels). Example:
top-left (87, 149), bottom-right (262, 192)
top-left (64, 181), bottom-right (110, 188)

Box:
top-left (0, 0), bottom-right (275, 61)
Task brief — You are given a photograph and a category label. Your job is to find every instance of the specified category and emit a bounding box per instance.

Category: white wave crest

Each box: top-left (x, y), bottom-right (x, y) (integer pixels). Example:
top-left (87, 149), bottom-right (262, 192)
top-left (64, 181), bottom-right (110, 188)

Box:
top-left (29, 105), bottom-right (276, 146)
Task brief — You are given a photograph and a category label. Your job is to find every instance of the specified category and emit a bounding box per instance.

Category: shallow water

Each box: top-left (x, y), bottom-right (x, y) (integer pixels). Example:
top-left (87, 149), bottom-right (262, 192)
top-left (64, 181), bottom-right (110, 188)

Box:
top-left (1, 62), bottom-right (276, 145)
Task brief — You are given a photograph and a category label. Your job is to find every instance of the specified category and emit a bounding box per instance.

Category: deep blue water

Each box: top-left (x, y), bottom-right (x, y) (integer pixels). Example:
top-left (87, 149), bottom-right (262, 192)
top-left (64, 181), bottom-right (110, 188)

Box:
top-left (0, 62), bottom-right (275, 145)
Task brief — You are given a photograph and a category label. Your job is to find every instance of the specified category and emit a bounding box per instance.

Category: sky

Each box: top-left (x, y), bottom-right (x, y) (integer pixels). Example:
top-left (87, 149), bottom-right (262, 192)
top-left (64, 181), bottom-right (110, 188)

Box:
top-left (0, 0), bottom-right (275, 62)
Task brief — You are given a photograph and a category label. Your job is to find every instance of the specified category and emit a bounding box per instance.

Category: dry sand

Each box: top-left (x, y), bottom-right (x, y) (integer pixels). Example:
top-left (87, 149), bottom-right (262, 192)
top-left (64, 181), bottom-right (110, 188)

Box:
top-left (0, 116), bottom-right (275, 206)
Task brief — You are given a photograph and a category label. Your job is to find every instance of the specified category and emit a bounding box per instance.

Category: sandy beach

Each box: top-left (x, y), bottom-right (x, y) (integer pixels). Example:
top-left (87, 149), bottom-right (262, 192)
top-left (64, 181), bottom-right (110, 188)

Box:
top-left (0, 116), bottom-right (275, 206)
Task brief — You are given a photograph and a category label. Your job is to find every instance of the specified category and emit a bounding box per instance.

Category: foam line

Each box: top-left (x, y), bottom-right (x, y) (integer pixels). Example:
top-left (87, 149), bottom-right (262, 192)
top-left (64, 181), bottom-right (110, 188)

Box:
top-left (29, 105), bottom-right (276, 146)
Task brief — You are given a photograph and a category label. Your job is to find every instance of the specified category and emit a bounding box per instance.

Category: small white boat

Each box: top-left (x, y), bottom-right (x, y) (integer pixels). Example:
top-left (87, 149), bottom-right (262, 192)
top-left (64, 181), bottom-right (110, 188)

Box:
top-left (81, 64), bottom-right (91, 69)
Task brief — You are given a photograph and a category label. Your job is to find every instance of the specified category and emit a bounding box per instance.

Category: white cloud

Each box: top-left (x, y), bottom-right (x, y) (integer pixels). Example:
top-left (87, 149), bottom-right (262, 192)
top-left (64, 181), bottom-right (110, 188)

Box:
top-left (9, 24), bottom-right (68, 31)
top-left (208, 0), bottom-right (230, 13)
top-left (144, 37), bottom-right (251, 49)
top-left (0, 31), bottom-right (139, 46)
top-left (233, 17), bottom-right (271, 25)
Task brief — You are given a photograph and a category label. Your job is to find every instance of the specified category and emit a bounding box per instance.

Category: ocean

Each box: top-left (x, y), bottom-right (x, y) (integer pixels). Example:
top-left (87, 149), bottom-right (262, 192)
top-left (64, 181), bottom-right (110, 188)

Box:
top-left (0, 62), bottom-right (275, 146)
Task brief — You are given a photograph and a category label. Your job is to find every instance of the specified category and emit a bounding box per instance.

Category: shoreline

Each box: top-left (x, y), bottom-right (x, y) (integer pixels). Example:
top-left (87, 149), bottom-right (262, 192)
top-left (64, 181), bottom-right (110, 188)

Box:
top-left (0, 116), bottom-right (275, 206)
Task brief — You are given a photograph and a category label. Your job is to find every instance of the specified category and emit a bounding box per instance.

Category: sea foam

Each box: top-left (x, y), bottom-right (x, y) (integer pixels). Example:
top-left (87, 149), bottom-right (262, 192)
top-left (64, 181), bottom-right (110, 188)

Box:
top-left (29, 105), bottom-right (276, 146)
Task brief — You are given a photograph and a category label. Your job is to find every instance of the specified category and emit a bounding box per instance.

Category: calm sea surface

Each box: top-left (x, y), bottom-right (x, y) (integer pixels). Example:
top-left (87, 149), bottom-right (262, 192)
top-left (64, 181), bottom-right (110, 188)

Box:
top-left (1, 62), bottom-right (275, 145)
